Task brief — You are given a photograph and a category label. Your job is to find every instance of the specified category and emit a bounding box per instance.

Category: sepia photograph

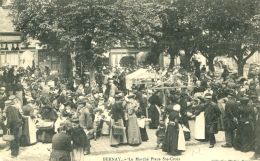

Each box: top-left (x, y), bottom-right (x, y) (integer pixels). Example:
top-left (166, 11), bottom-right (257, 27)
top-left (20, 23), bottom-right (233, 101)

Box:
top-left (0, 0), bottom-right (260, 160)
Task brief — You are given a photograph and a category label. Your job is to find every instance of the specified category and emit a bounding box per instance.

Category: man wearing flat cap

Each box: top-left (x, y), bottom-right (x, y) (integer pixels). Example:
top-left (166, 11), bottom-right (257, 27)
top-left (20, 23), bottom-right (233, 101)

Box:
top-left (222, 90), bottom-right (239, 148)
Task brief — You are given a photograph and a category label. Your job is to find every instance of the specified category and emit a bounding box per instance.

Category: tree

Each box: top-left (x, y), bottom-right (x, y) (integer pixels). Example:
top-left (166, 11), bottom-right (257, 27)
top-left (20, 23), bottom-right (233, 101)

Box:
top-left (157, 0), bottom-right (202, 70)
top-left (10, 0), bottom-right (160, 80)
top-left (196, 0), bottom-right (260, 76)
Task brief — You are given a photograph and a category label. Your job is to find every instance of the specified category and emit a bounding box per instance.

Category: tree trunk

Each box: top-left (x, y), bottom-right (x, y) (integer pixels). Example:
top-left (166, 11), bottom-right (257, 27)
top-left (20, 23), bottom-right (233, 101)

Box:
top-left (237, 61), bottom-right (245, 76)
top-left (159, 52), bottom-right (164, 68)
top-left (169, 54), bottom-right (175, 69)
top-left (207, 56), bottom-right (215, 72)
top-left (180, 53), bottom-right (193, 71)
top-left (63, 53), bottom-right (73, 78)
top-left (168, 46), bottom-right (175, 69)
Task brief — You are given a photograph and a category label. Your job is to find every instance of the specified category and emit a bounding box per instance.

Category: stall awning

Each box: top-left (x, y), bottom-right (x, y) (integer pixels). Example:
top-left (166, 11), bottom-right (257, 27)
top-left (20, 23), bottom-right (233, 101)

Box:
top-left (125, 68), bottom-right (157, 90)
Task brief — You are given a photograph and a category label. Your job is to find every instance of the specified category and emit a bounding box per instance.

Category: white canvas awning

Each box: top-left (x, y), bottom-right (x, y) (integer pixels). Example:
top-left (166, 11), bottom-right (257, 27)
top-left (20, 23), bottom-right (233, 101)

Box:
top-left (125, 68), bottom-right (157, 90)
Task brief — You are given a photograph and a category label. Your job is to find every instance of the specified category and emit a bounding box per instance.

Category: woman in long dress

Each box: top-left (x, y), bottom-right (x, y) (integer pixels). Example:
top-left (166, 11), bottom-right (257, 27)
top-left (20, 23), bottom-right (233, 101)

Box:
top-left (125, 94), bottom-right (142, 145)
top-left (233, 97), bottom-right (255, 152)
top-left (148, 91), bottom-right (162, 129)
top-left (109, 94), bottom-right (127, 147)
top-left (163, 95), bottom-right (185, 156)
top-left (69, 117), bottom-right (89, 161)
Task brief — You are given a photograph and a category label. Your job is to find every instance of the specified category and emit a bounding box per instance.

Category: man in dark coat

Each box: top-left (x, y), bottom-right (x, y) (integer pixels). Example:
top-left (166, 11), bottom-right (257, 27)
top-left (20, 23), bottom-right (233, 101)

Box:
top-left (5, 100), bottom-right (23, 157)
top-left (222, 90), bottom-right (238, 148)
top-left (204, 93), bottom-right (221, 148)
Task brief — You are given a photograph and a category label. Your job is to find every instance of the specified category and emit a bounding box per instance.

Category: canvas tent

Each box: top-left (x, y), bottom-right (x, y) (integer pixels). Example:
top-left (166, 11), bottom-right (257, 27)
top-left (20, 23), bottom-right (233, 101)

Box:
top-left (125, 68), bottom-right (157, 90)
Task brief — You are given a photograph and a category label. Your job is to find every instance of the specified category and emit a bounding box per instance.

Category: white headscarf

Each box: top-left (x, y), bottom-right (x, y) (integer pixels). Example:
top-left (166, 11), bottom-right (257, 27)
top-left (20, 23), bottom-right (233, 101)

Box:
top-left (173, 104), bottom-right (181, 112)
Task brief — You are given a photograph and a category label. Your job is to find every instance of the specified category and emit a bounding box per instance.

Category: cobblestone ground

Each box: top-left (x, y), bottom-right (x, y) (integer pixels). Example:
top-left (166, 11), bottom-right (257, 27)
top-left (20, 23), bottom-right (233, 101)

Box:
top-left (0, 121), bottom-right (254, 161)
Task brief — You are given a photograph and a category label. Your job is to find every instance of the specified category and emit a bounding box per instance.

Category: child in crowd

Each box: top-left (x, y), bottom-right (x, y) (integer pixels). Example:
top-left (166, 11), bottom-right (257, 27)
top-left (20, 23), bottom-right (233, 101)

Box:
top-left (155, 120), bottom-right (166, 149)
top-left (93, 108), bottom-right (104, 140)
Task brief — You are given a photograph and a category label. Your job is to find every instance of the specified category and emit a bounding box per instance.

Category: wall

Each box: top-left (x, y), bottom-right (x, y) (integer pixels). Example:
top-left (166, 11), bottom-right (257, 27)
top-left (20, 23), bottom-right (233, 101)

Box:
top-left (109, 48), bottom-right (149, 67)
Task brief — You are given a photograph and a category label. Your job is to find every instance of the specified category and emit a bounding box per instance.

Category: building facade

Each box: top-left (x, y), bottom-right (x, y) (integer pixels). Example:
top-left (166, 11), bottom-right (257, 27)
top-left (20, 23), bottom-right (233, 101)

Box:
top-left (0, 0), bottom-right (38, 68)
top-left (109, 47), bottom-right (150, 67)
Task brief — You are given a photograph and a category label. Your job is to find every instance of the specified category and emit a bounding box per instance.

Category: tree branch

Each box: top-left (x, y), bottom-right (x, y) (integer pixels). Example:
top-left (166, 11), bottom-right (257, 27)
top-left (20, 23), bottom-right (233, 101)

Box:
top-left (244, 49), bottom-right (257, 62)
top-left (232, 55), bottom-right (238, 63)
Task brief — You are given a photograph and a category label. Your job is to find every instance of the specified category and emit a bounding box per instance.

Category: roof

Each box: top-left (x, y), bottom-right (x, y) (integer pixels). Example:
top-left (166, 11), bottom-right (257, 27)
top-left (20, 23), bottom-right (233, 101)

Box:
top-left (0, 8), bottom-right (15, 32)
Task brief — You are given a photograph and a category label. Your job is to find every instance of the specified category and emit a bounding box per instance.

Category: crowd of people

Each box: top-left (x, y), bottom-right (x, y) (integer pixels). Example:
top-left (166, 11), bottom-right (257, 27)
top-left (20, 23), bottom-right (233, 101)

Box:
top-left (0, 62), bottom-right (260, 160)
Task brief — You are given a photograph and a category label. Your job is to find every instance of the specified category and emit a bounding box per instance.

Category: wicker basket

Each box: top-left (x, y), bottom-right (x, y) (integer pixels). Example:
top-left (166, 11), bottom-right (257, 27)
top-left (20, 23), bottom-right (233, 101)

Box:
top-left (3, 130), bottom-right (14, 142)
top-left (112, 125), bottom-right (125, 136)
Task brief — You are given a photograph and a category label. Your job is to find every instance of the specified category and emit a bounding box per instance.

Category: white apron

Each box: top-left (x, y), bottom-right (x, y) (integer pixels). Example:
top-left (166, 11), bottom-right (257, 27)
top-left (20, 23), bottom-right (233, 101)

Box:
top-left (178, 124), bottom-right (186, 151)
top-left (194, 112), bottom-right (205, 140)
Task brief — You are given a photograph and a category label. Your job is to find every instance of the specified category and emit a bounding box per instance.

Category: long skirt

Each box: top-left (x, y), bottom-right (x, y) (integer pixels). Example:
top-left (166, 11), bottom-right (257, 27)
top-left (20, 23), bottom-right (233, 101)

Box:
top-left (140, 128), bottom-right (149, 141)
top-left (71, 148), bottom-right (84, 161)
top-left (162, 123), bottom-right (181, 156)
top-left (21, 116), bottom-right (37, 146)
top-left (233, 122), bottom-right (254, 152)
top-left (110, 119), bottom-right (127, 146)
top-left (127, 115), bottom-right (142, 145)
top-left (178, 124), bottom-right (186, 151)
top-left (149, 105), bottom-right (160, 129)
